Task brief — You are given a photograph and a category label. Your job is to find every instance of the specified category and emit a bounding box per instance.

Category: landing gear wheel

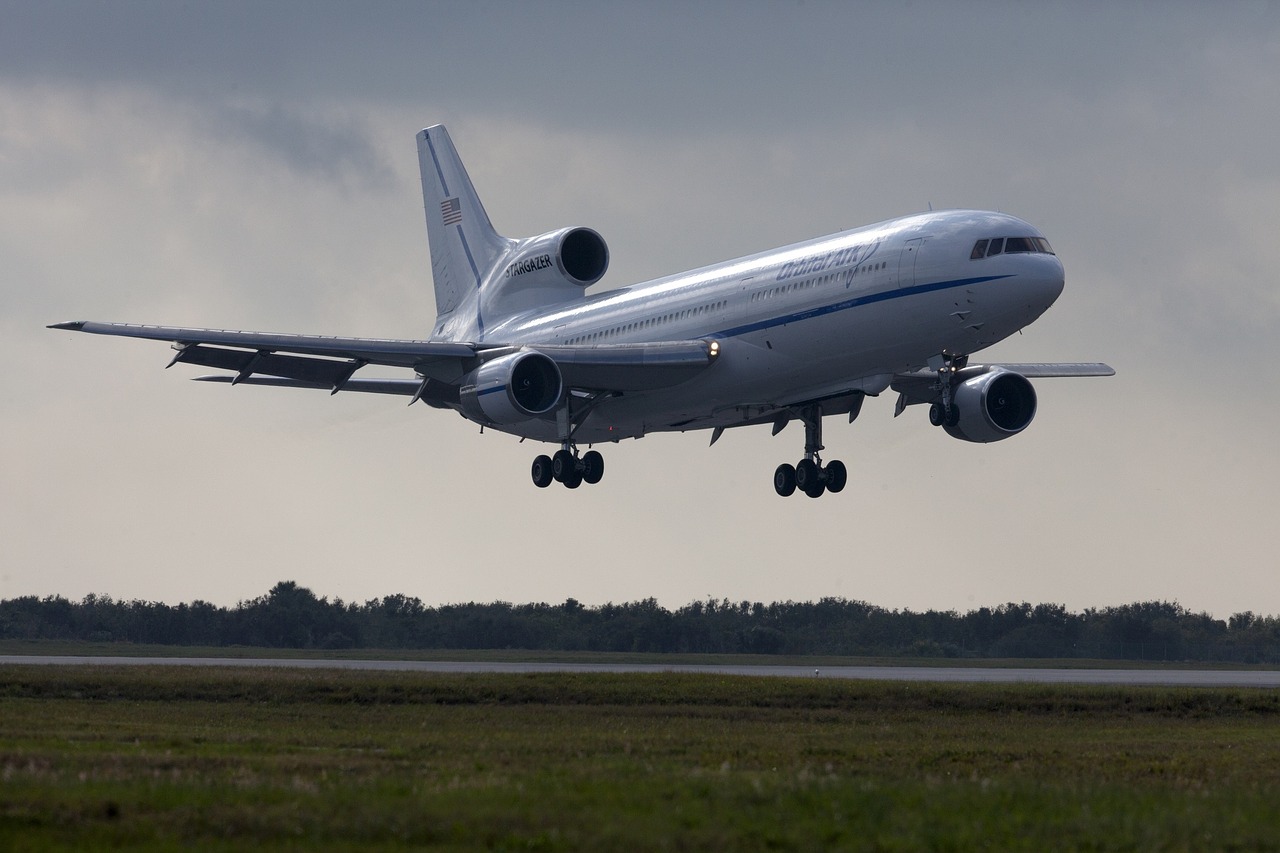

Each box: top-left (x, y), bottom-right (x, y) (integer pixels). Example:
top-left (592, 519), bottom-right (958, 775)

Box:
top-left (581, 450), bottom-right (604, 485)
top-left (551, 449), bottom-right (575, 483)
top-left (531, 455), bottom-right (553, 488)
top-left (562, 469), bottom-right (583, 489)
top-left (825, 460), bottom-right (847, 493)
top-left (795, 459), bottom-right (822, 496)
top-left (945, 404), bottom-right (960, 427)
top-left (773, 463), bottom-right (796, 497)
top-left (929, 402), bottom-right (946, 427)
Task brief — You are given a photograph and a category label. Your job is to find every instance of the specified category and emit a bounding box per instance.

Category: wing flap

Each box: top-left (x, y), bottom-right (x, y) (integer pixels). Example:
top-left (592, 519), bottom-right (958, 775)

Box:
top-left (172, 345), bottom-right (365, 387)
top-left (193, 375), bottom-right (430, 397)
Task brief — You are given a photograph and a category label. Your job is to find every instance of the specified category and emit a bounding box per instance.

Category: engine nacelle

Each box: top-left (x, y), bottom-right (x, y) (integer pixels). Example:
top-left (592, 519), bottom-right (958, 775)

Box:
top-left (943, 368), bottom-right (1037, 443)
top-left (502, 226), bottom-right (609, 289)
top-left (459, 351), bottom-right (562, 426)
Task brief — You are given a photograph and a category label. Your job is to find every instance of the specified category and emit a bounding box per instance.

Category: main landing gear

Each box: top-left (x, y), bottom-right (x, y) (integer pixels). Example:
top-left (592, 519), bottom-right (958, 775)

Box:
top-left (531, 393), bottom-right (609, 489)
top-left (531, 444), bottom-right (604, 489)
top-left (773, 405), bottom-right (847, 498)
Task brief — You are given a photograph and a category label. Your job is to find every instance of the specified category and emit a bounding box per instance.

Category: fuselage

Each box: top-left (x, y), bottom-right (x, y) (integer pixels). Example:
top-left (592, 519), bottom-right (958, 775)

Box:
top-left (474, 209), bottom-right (1065, 443)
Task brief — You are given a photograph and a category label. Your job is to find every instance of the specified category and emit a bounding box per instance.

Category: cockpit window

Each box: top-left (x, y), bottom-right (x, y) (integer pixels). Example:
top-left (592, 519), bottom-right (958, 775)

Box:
top-left (970, 236), bottom-right (1055, 259)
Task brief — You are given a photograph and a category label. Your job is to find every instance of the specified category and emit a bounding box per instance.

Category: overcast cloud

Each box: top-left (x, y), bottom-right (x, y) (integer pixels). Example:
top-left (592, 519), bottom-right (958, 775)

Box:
top-left (3, 1), bottom-right (1278, 618)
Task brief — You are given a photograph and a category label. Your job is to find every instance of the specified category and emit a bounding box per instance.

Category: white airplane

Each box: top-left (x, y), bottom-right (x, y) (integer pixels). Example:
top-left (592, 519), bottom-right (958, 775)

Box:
top-left (51, 124), bottom-right (1112, 497)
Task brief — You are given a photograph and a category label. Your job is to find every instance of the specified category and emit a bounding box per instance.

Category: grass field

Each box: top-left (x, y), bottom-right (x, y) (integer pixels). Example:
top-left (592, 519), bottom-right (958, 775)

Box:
top-left (1, 665), bottom-right (1278, 850)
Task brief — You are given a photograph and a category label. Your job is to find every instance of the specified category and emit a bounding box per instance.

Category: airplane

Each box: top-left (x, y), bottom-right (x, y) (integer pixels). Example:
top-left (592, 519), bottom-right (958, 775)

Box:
top-left (51, 124), bottom-right (1112, 498)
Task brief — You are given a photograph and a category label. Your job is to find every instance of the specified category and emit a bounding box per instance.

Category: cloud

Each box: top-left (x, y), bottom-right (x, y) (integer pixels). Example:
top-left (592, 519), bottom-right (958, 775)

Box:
top-left (3, 3), bottom-right (1279, 619)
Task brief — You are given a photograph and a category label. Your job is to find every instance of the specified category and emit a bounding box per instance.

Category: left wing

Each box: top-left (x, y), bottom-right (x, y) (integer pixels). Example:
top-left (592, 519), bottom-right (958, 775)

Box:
top-left (49, 320), bottom-right (718, 399)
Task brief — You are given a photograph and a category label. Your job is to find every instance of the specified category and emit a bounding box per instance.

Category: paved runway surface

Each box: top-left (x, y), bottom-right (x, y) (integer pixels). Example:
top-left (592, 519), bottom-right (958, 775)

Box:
top-left (3, 656), bottom-right (1278, 687)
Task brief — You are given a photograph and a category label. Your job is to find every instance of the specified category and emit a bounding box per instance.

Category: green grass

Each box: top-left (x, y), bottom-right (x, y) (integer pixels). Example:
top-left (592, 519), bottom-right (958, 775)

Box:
top-left (1, 666), bottom-right (1278, 850)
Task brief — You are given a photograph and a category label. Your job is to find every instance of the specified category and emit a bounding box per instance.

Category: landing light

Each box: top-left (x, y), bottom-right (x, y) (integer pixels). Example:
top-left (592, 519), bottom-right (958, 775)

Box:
top-left (709, 340), bottom-right (720, 357)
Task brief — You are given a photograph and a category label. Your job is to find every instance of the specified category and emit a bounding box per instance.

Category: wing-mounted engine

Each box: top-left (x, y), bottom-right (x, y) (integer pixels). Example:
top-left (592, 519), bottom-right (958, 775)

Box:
top-left (943, 367), bottom-right (1037, 443)
top-left (482, 226), bottom-right (609, 317)
top-left (459, 350), bottom-right (563, 426)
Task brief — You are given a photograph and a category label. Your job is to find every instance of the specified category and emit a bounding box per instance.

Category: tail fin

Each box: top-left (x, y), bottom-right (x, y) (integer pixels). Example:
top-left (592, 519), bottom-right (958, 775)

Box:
top-left (417, 126), bottom-right (511, 340)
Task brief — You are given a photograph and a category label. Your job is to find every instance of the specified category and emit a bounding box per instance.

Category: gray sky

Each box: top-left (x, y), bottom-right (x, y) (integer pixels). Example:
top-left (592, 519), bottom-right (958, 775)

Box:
top-left (3, 2), bottom-right (1277, 617)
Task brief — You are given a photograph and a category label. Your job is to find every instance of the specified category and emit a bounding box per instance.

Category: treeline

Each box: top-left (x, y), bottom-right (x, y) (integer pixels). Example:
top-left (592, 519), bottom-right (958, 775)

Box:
top-left (3, 581), bottom-right (1279, 663)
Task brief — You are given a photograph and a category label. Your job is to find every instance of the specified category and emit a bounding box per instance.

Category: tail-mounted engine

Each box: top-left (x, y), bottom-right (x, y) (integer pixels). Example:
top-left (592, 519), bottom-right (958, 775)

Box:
top-left (503, 226), bottom-right (609, 287)
top-left (459, 350), bottom-right (563, 426)
top-left (481, 227), bottom-right (608, 318)
top-left (943, 368), bottom-right (1037, 443)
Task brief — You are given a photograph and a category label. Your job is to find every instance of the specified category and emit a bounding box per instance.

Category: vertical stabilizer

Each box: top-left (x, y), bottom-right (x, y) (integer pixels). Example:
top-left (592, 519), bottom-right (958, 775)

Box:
top-left (417, 126), bottom-right (511, 340)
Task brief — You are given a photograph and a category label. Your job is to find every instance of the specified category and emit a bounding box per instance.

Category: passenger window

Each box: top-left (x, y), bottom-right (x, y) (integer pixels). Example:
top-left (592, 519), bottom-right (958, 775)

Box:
top-left (986, 238), bottom-right (1004, 257)
top-left (971, 240), bottom-right (988, 259)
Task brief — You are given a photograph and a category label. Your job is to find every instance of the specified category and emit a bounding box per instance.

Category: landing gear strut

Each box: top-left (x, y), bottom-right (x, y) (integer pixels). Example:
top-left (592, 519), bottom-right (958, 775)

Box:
top-left (531, 393), bottom-right (608, 489)
top-left (928, 352), bottom-right (968, 428)
top-left (773, 405), bottom-right (847, 498)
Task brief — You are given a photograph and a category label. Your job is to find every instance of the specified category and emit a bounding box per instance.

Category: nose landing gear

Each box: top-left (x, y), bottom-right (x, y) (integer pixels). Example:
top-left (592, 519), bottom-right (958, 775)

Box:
top-left (773, 405), bottom-right (847, 498)
top-left (928, 352), bottom-right (968, 428)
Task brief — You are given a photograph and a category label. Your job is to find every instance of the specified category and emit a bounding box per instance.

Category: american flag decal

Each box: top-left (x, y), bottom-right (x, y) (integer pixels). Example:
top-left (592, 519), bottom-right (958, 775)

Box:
top-left (440, 197), bottom-right (462, 225)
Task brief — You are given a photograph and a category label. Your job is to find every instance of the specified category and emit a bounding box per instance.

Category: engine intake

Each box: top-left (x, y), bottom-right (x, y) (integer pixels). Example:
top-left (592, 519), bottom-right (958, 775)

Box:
top-left (943, 368), bottom-right (1037, 443)
top-left (502, 226), bottom-right (609, 288)
top-left (459, 351), bottom-right (562, 425)
top-left (558, 227), bottom-right (609, 285)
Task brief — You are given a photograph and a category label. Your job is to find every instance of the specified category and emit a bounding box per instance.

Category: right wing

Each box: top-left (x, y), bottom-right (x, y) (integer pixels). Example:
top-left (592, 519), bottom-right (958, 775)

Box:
top-left (891, 361), bottom-right (1115, 415)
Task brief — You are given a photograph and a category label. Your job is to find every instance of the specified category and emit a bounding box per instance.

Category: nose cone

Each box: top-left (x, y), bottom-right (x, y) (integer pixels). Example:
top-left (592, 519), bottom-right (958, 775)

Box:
top-left (987, 253), bottom-right (1064, 336)
top-left (1021, 253), bottom-right (1065, 318)
top-left (1042, 254), bottom-right (1066, 306)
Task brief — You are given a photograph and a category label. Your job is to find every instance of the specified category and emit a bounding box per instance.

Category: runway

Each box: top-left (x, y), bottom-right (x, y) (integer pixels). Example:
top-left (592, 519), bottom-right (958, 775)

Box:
top-left (3, 656), bottom-right (1278, 687)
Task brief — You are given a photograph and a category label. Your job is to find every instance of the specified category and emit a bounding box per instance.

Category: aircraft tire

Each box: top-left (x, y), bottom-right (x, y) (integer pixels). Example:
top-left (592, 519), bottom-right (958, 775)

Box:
top-left (531, 455), bottom-right (554, 488)
top-left (796, 459), bottom-right (825, 498)
top-left (825, 460), bottom-right (847, 493)
top-left (563, 469), bottom-right (583, 489)
top-left (795, 459), bottom-right (819, 491)
top-left (929, 403), bottom-right (946, 426)
top-left (773, 463), bottom-right (796, 497)
top-left (581, 450), bottom-right (604, 484)
top-left (551, 449), bottom-right (575, 482)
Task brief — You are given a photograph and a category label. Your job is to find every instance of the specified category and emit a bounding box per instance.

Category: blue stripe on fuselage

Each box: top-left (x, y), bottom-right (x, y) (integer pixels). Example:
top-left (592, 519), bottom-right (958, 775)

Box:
top-left (714, 274), bottom-right (1014, 339)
